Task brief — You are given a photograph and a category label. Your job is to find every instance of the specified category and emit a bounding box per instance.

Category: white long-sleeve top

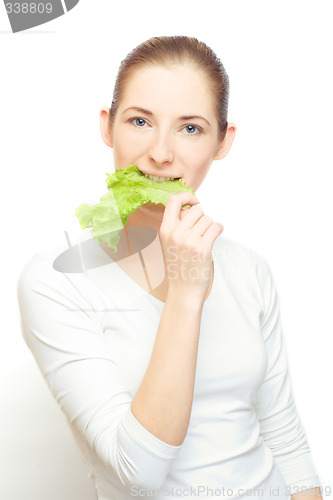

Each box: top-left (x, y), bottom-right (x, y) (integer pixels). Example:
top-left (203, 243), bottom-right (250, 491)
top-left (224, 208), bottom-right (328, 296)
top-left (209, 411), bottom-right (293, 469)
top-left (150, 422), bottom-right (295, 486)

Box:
top-left (17, 232), bottom-right (321, 499)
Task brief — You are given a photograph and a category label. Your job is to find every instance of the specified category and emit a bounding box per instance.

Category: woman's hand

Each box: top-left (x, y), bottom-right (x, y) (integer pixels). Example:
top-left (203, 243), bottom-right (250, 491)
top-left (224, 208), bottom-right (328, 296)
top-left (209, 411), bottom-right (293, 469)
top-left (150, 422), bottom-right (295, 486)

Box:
top-left (159, 192), bottom-right (224, 302)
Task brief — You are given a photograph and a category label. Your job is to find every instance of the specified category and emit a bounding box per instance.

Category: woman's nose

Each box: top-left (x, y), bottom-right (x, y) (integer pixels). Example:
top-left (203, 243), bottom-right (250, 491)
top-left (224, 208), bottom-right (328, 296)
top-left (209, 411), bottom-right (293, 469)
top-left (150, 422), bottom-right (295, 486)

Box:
top-left (148, 131), bottom-right (174, 165)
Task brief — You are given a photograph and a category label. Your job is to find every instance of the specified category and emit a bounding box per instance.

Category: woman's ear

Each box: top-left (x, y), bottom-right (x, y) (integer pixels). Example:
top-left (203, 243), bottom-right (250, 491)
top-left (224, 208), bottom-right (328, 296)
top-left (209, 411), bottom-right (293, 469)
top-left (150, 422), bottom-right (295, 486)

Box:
top-left (100, 107), bottom-right (113, 148)
top-left (214, 122), bottom-right (237, 161)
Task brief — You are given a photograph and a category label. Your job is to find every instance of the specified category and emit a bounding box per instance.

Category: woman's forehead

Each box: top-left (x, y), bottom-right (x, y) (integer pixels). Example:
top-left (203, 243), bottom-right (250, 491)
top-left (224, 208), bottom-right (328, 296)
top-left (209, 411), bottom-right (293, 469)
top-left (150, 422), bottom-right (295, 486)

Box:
top-left (126, 63), bottom-right (208, 89)
top-left (119, 64), bottom-right (216, 117)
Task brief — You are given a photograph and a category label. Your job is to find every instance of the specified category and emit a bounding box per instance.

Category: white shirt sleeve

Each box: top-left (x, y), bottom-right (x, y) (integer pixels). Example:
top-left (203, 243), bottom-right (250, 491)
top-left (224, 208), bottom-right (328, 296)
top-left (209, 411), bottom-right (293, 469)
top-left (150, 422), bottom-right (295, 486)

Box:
top-left (254, 260), bottom-right (321, 493)
top-left (17, 253), bottom-right (183, 491)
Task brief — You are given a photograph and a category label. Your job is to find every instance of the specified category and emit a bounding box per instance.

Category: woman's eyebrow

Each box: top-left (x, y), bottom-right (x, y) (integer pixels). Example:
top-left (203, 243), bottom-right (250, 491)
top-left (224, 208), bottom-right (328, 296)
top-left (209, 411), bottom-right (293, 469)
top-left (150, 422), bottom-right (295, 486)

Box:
top-left (181, 115), bottom-right (211, 126)
top-left (122, 106), bottom-right (211, 126)
top-left (123, 106), bottom-right (153, 116)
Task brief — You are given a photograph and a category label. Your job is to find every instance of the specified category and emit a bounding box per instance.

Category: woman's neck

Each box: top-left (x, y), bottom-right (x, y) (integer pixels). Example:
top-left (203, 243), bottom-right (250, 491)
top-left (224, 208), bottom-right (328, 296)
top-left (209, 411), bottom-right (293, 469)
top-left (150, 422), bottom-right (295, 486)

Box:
top-left (125, 202), bottom-right (165, 233)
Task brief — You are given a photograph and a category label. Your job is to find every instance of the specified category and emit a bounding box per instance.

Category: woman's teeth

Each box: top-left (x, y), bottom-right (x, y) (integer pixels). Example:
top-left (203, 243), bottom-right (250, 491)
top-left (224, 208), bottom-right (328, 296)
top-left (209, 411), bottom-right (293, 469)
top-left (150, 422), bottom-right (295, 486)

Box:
top-left (144, 173), bottom-right (179, 183)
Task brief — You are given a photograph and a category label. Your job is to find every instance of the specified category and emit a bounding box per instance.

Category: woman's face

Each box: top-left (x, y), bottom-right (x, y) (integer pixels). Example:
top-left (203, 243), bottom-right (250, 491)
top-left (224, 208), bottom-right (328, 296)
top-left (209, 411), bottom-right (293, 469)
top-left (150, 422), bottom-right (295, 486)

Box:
top-left (105, 63), bottom-right (235, 192)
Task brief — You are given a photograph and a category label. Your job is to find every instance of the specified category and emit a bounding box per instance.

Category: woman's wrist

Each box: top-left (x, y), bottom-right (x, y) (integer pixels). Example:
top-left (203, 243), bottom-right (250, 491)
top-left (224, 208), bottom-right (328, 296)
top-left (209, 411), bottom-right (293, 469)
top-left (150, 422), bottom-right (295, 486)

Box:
top-left (166, 286), bottom-right (206, 312)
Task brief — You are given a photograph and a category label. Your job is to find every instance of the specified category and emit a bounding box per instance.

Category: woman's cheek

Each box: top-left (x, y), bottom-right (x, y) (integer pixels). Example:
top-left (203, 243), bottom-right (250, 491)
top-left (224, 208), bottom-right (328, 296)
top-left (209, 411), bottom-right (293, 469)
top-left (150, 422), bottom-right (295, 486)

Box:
top-left (115, 135), bottom-right (136, 163)
top-left (188, 147), bottom-right (211, 171)
top-left (123, 131), bottom-right (147, 156)
top-left (184, 143), bottom-right (202, 163)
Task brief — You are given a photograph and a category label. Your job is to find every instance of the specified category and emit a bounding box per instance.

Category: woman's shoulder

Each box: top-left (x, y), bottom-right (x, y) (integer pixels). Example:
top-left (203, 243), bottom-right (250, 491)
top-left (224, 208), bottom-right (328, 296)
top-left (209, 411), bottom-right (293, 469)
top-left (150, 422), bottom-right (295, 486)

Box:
top-left (17, 244), bottom-right (66, 290)
top-left (212, 235), bottom-right (273, 311)
top-left (18, 230), bottom-right (97, 278)
top-left (213, 234), bottom-right (270, 272)
top-left (16, 232), bottom-right (91, 302)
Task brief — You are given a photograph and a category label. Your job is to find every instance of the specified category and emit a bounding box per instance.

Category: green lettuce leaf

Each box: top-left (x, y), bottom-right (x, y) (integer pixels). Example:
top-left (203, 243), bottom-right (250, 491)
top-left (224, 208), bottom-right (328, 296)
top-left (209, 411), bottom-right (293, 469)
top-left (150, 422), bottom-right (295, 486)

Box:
top-left (75, 165), bottom-right (196, 252)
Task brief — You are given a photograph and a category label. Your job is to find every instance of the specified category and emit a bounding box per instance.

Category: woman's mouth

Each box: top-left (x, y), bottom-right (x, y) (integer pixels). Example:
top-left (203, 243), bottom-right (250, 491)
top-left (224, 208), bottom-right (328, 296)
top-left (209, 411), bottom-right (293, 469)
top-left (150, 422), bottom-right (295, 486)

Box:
top-left (137, 168), bottom-right (181, 183)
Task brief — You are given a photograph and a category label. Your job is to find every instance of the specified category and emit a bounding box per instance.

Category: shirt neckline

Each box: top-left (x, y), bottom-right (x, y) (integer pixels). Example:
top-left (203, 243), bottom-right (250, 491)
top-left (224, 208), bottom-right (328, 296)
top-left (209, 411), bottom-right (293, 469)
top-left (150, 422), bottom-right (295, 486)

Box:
top-left (113, 248), bottom-right (216, 307)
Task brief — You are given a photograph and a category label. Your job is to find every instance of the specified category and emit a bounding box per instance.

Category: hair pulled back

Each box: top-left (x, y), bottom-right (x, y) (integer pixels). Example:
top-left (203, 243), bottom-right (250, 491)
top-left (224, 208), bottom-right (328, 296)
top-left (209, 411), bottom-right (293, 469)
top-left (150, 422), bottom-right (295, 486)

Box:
top-left (109, 36), bottom-right (230, 142)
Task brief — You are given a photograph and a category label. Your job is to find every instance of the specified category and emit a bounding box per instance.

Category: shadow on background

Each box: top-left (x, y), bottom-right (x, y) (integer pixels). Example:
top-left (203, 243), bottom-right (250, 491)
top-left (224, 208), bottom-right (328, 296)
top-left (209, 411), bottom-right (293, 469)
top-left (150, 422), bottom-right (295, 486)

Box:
top-left (0, 354), bottom-right (97, 500)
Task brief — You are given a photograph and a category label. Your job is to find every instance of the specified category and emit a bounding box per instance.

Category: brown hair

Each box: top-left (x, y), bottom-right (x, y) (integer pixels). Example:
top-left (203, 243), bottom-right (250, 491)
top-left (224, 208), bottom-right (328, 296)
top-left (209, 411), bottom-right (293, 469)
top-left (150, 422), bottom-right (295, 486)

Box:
top-left (109, 36), bottom-right (230, 142)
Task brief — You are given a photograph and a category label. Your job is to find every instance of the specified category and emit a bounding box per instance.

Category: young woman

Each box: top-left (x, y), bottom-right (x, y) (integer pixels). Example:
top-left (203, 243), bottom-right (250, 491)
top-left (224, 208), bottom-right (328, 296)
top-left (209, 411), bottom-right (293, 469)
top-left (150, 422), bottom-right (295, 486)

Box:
top-left (17, 36), bottom-right (322, 500)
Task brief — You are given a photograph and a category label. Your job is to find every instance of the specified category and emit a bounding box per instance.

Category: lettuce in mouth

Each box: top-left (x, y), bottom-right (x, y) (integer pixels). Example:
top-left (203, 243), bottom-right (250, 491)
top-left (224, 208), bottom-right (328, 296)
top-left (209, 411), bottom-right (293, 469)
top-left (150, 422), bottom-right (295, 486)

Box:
top-left (75, 165), bottom-right (196, 252)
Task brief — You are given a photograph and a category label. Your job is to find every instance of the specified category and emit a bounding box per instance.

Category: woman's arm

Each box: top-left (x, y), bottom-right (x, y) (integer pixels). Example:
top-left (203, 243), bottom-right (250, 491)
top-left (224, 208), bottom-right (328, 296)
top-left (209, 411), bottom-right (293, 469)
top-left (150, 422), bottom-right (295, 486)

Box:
top-left (131, 290), bottom-right (204, 446)
top-left (17, 251), bottom-right (187, 491)
top-left (131, 192), bottom-right (221, 446)
top-left (254, 260), bottom-right (322, 494)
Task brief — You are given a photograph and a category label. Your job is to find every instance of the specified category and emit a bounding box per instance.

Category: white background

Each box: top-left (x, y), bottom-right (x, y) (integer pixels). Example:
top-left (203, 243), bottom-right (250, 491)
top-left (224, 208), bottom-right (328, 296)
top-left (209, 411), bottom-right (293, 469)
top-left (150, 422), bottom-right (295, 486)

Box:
top-left (0, 0), bottom-right (332, 499)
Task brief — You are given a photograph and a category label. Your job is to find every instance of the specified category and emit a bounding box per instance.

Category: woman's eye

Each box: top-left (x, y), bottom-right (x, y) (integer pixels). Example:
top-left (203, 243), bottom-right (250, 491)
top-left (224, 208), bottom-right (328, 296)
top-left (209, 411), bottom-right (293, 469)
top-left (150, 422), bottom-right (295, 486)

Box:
top-left (183, 124), bottom-right (201, 135)
top-left (130, 117), bottom-right (147, 127)
top-left (129, 118), bottom-right (201, 134)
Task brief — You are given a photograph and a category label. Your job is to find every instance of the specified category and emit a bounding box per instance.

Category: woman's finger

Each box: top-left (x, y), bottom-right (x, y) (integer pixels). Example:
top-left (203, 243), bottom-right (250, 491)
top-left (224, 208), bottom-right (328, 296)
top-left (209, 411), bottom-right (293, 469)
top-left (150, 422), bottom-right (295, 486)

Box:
top-left (200, 222), bottom-right (224, 244)
top-left (161, 192), bottom-right (200, 230)
top-left (179, 206), bottom-right (191, 221)
top-left (178, 204), bottom-right (204, 230)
